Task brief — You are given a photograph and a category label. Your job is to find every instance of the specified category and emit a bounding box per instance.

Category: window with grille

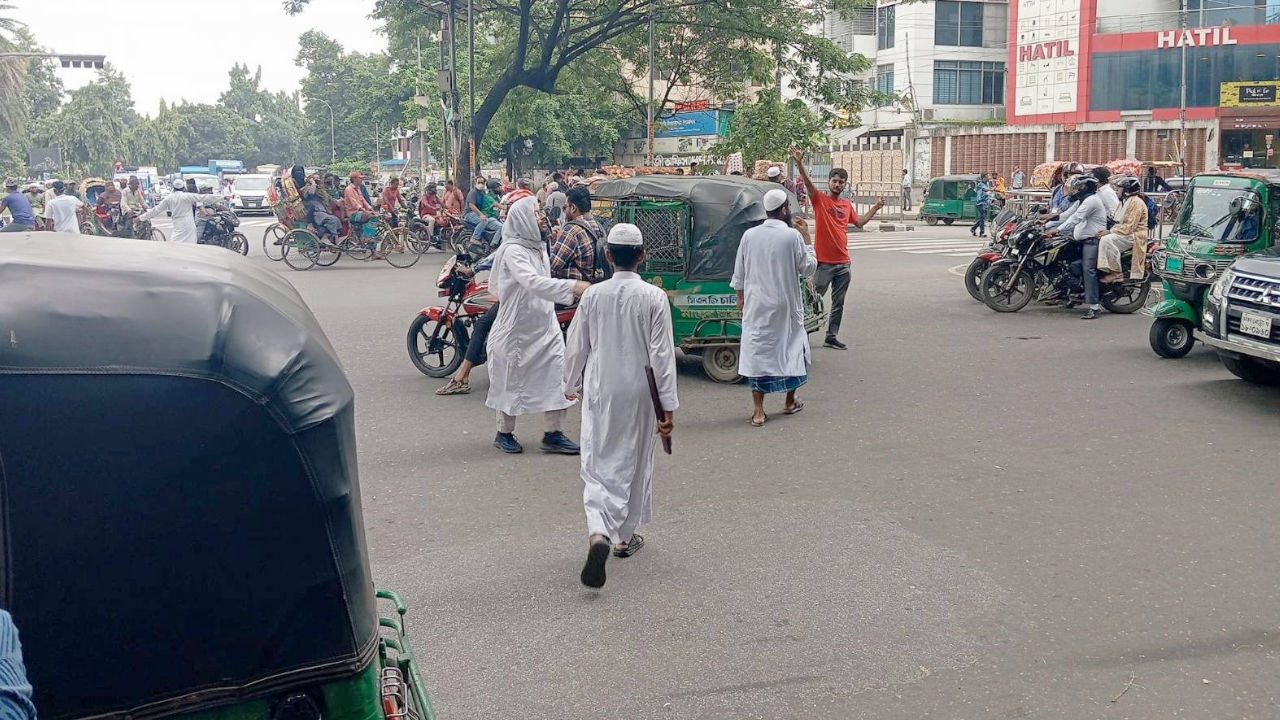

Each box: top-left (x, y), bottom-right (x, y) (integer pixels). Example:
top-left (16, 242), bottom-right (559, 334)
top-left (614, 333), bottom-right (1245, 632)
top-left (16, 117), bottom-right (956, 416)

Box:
top-left (933, 60), bottom-right (1004, 104)
top-left (875, 64), bottom-right (895, 106)
top-left (877, 5), bottom-right (895, 49)
top-left (935, 1), bottom-right (983, 47)
top-left (610, 201), bottom-right (687, 273)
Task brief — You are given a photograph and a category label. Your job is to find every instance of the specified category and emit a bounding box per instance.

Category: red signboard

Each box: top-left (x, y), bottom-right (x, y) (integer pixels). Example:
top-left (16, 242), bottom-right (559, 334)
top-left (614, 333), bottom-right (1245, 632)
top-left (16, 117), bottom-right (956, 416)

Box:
top-left (674, 99), bottom-right (710, 112)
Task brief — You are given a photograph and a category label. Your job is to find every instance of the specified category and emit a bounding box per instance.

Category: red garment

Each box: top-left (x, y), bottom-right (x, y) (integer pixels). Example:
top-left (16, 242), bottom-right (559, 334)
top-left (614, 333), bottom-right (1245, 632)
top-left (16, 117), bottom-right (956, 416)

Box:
top-left (811, 192), bottom-right (855, 264)
top-left (343, 185), bottom-right (372, 214)
top-left (419, 193), bottom-right (440, 217)
top-left (503, 188), bottom-right (534, 204)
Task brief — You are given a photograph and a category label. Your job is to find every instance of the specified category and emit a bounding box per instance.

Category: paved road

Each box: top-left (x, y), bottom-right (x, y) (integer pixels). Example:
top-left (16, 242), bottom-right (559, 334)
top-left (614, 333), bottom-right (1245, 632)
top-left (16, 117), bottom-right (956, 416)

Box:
top-left (211, 225), bottom-right (1277, 719)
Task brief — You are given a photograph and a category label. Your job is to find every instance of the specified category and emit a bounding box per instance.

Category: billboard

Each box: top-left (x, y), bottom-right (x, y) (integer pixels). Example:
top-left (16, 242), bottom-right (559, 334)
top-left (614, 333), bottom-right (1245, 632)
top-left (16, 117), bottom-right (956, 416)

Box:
top-left (1013, 0), bottom-right (1082, 119)
top-left (27, 148), bottom-right (62, 173)
top-left (656, 110), bottom-right (720, 138)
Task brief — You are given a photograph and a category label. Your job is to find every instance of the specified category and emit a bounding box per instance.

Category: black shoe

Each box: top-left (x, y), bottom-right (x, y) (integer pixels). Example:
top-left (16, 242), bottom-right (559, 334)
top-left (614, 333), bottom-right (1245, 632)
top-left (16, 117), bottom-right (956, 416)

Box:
top-left (493, 432), bottom-right (523, 453)
top-left (1080, 307), bottom-right (1101, 320)
top-left (580, 538), bottom-right (611, 588)
top-left (541, 431), bottom-right (580, 455)
top-left (824, 337), bottom-right (848, 350)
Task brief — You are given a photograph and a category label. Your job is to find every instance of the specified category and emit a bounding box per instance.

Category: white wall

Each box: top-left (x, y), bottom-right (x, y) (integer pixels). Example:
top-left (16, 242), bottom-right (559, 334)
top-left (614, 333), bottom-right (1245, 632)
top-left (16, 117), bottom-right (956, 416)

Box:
top-left (1096, 0), bottom-right (1179, 33)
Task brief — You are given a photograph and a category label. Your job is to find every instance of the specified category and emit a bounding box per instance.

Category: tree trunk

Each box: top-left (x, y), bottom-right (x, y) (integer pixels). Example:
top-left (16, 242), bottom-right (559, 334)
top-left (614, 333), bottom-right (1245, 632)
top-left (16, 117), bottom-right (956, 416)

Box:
top-left (453, 71), bottom-right (520, 189)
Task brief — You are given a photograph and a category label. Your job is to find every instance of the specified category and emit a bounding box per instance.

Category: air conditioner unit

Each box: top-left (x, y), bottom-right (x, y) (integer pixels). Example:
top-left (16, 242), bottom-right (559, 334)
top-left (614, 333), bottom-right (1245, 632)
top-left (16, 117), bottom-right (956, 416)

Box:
top-left (921, 109), bottom-right (936, 121)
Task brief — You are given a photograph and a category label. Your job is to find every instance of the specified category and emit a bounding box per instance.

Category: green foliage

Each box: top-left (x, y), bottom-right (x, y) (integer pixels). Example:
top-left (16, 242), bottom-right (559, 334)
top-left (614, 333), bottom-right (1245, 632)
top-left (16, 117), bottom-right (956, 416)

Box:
top-left (711, 93), bottom-right (828, 167)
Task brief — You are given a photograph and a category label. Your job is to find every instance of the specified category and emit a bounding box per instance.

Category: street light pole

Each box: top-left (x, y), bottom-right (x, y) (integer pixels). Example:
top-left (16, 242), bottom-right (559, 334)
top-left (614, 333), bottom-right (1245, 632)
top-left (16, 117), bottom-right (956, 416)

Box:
top-left (312, 98), bottom-right (336, 164)
top-left (468, 0), bottom-right (475, 177)
top-left (1178, 0), bottom-right (1188, 174)
top-left (646, 11), bottom-right (655, 166)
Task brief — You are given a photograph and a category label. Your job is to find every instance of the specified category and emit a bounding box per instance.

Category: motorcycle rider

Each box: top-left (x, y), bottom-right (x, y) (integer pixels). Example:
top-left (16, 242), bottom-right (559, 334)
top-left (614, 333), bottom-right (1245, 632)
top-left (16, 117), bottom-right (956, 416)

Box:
top-left (1098, 176), bottom-right (1149, 283)
top-left (1091, 167), bottom-right (1120, 218)
top-left (1045, 174), bottom-right (1109, 319)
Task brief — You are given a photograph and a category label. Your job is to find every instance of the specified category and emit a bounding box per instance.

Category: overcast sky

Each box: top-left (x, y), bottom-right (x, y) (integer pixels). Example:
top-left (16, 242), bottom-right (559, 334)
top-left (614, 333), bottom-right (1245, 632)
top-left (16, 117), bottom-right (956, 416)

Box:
top-left (10, 0), bottom-right (387, 116)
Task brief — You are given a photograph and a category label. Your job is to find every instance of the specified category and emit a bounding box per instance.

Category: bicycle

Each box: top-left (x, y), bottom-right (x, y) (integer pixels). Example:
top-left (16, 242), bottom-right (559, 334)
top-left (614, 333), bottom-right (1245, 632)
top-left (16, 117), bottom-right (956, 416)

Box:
top-left (281, 213), bottom-right (420, 271)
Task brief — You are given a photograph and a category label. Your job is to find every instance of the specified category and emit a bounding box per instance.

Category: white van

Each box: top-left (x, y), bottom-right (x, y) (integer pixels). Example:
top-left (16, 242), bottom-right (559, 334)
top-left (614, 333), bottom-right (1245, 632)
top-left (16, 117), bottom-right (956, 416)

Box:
top-left (229, 174), bottom-right (274, 216)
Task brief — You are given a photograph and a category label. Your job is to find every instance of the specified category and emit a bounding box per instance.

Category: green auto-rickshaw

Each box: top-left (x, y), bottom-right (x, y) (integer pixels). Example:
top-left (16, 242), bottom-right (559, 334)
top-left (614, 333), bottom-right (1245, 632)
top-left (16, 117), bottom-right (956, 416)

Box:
top-left (0, 233), bottom-right (435, 720)
top-left (593, 175), bottom-right (824, 383)
top-left (920, 174), bottom-right (996, 226)
top-left (1146, 170), bottom-right (1280, 357)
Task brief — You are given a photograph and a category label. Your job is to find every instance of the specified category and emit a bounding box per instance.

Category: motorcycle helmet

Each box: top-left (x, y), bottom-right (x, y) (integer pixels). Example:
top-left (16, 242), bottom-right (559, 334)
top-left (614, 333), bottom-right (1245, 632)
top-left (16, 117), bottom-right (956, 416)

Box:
top-left (1068, 174), bottom-right (1099, 195)
top-left (1114, 175), bottom-right (1141, 196)
top-left (486, 179), bottom-right (502, 193)
top-left (1064, 161), bottom-right (1086, 177)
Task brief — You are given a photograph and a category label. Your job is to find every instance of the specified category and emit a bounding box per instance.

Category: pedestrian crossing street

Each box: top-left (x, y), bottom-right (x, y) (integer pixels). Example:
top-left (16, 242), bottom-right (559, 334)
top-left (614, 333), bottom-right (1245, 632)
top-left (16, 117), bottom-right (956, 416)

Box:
top-left (846, 233), bottom-right (984, 258)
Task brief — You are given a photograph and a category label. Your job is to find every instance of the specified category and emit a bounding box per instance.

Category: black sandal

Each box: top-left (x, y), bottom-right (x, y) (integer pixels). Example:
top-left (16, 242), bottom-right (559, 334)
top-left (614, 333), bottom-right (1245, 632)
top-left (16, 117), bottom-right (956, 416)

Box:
top-left (613, 534), bottom-right (644, 558)
top-left (580, 538), bottom-right (611, 588)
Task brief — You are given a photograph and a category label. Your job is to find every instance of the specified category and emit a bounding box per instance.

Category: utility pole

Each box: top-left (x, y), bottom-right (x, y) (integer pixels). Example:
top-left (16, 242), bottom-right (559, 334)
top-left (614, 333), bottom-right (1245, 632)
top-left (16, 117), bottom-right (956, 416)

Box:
top-left (1178, 0), bottom-right (1189, 174)
top-left (439, 17), bottom-right (451, 182)
top-left (468, 0), bottom-right (476, 177)
top-left (447, 0), bottom-right (461, 181)
top-left (312, 98), bottom-right (336, 163)
top-left (646, 11), bottom-right (655, 166)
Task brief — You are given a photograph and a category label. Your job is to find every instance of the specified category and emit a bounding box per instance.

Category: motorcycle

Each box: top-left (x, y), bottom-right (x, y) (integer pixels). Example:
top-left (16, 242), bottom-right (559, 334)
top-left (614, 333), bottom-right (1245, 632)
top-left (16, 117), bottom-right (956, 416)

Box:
top-left (198, 207), bottom-right (249, 255)
top-left (406, 249), bottom-right (574, 378)
top-left (964, 214), bottom-right (1028, 301)
top-left (978, 220), bottom-right (1152, 314)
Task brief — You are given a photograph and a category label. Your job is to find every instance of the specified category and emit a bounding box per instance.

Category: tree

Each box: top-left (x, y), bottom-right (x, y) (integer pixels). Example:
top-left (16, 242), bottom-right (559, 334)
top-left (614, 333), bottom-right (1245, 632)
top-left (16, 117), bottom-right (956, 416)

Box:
top-left (289, 0), bottom-right (876, 186)
top-left (710, 93), bottom-right (827, 167)
top-left (28, 65), bottom-right (137, 176)
top-left (0, 2), bottom-right (28, 132)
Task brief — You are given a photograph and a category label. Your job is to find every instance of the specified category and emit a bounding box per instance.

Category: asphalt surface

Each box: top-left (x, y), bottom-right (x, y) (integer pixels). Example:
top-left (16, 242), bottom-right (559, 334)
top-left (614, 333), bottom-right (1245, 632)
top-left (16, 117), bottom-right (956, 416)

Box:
top-left (195, 218), bottom-right (1280, 719)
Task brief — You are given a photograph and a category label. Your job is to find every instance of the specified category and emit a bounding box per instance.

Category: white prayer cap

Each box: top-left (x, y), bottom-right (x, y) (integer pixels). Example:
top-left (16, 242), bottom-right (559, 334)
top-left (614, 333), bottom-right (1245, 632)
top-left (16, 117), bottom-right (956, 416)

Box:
top-left (766, 166), bottom-right (781, 178)
top-left (762, 188), bottom-right (788, 212)
top-left (608, 222), bottom-right (644, 246)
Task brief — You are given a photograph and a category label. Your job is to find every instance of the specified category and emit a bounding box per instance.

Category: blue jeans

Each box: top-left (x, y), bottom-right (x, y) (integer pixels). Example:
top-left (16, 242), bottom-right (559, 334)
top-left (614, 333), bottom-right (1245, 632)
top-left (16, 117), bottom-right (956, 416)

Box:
top-left (971, 203), bottom-right (987, 234)
top-left (472, 216), bottom-right (501, 241)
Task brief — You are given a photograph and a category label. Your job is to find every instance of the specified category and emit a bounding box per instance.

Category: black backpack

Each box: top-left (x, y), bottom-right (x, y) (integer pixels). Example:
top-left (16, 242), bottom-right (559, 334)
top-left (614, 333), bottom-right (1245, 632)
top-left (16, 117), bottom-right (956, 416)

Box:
top-left (567, 216), bottom-right (612, 281)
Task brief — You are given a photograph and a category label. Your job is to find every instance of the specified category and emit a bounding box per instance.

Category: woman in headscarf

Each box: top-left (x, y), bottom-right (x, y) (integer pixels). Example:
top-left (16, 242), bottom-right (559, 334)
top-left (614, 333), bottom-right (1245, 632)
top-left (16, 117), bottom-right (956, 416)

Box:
top-left (282, 164), bottom-right (307, 223)
top-left (484, 197), bottom-right (590, 454)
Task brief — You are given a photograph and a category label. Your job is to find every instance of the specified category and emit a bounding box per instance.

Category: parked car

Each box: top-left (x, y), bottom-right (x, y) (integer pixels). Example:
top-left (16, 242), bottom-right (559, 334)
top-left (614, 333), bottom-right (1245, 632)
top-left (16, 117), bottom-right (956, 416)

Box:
top-left (1201, 248), bottom-right (1280, 384)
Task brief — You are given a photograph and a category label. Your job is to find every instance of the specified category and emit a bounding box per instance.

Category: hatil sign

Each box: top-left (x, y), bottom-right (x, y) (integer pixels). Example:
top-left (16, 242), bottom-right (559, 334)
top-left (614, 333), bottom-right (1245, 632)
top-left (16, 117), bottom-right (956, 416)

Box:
top-left (1156, 25), bottom-right (1237, 48)
top-left (1017, 40), bottom-right (1075, 62)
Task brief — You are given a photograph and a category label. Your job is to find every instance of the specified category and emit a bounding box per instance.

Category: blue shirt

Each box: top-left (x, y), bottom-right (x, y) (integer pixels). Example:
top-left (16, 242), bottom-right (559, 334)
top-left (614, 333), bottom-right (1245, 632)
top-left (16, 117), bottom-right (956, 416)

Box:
top-left (975, 182), bottom-right (992, 206)
top-left (0, 192), bottom-right (35, 226)
top-left (0, 610), bottom-right (35, 720)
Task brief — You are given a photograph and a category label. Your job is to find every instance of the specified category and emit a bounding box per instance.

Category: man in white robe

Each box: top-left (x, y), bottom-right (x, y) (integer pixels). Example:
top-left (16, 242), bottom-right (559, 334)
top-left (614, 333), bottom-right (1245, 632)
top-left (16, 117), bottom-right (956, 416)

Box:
top-left (564, 223), bottom-right (678, 589)
top-left (730, 188), bottom-right (817, 427)
top-left (485, 196), bottom-right (590, 453)
top-left (139, 180), bottom-right (224, 244)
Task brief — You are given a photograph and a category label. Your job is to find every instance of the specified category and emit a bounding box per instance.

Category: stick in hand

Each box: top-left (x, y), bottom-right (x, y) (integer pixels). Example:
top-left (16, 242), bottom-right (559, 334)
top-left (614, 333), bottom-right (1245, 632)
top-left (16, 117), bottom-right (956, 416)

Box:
top-left (646, 365), bottom-right (672, 454)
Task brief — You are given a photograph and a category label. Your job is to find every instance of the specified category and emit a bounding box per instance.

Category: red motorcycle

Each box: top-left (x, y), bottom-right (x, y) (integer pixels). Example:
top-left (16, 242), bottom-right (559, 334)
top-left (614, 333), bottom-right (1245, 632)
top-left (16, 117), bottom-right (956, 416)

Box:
top-left (406, 253), bottom-right (576, 377)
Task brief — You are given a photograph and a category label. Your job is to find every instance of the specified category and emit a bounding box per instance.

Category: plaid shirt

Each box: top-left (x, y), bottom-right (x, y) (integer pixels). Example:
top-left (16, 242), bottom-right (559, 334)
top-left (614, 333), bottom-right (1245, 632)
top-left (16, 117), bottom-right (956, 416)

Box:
top-left (549, 214), bottom-right (603, 280)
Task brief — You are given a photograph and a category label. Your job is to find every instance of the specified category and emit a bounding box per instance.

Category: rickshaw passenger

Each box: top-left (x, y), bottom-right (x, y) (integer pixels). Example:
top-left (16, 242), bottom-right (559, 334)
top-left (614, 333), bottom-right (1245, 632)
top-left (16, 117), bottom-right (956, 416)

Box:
top-left (303, 180), bottom-right (341, 240)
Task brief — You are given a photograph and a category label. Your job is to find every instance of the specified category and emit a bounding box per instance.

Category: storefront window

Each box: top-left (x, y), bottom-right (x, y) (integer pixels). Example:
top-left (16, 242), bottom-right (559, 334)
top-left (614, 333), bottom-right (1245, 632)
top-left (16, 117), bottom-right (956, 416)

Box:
top-left (1187, 0), bottom-right (1276, 27)
top-left (1221, 129), bottom-right (1280, 169)
top-left (1091, 43), bottom-right (1280, 110)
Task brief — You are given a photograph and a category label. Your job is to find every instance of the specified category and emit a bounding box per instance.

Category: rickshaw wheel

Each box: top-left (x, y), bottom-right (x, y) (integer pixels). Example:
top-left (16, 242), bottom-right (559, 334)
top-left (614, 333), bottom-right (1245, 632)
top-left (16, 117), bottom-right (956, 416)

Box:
top-left (924, 216), bottom-right (938, 226)
top-left (941, 218), bottom-right (955, 225)
top-left (262, 223), bottom-right (287, 261)
top-left (1150, 318), bottom-right (1194, 358)
top-left (282, 229), bottom-right (319, 271)
top-left (702, 346), bottom-right (742, 384)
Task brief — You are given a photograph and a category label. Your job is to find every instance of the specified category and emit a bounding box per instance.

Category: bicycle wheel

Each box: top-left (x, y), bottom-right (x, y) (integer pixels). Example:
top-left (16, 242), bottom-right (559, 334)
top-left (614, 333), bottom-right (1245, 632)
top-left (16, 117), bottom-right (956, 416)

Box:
top-left (229, 232), bottom-right (249, 256)
top-left (150, 227), bottom-right (167, 242)
top-left (314, 237), bottom-right (342, 267)
top-left (343, 235), bottom-right (375, 262)
top-left (282, 229), bottom-right (319, 271)
top-left (262, 223), bottom-right (286, 261)
top-left (380, 227), bottom-right (421, 268)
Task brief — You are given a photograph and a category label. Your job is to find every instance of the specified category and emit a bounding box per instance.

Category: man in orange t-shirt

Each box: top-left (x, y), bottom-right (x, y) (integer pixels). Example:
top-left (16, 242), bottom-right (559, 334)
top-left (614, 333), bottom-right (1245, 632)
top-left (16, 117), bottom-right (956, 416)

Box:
top-left (790, 147), bottom-right (883, 350)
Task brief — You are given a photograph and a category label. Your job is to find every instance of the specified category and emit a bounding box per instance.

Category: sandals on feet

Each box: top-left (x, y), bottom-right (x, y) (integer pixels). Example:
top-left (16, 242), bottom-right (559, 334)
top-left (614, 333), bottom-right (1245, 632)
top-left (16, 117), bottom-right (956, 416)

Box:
top-left (613, 534), bottom-right (644, 558)
top-left (750, 414), bottom-right (768, 427)
top-left (435, 379), bottom-right (470, 395)
top-left (784, 401), bottom-right (805, 415)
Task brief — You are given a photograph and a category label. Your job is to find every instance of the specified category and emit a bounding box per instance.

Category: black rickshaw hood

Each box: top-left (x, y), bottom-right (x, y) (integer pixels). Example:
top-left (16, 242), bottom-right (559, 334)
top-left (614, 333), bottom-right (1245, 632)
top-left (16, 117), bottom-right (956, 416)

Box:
top-left (593, 175), bottom-right (795, 280)
top-left (0, 234), bottom-right (377, 720)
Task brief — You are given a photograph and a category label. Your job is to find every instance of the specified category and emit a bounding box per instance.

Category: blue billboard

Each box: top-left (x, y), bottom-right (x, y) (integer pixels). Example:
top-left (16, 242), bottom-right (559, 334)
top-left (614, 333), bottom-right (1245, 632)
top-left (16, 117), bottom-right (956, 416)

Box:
top-left (656, 110), bottom-right (720, 138)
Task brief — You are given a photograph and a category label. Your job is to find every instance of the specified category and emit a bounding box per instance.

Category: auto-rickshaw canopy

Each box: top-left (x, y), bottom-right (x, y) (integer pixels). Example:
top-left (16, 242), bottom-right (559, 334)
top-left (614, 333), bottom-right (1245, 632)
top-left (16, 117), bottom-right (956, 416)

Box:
top-left (0, 235), bottom-right (377, 720)
top-left (593, 174), bottom-right (794, 280)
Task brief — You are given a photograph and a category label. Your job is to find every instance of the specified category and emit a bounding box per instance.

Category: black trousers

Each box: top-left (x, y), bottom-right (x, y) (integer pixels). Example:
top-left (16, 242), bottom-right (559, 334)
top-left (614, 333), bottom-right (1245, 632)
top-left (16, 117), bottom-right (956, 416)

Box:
top-left (465, 303), bottom-right (499, 366)
top-left (814, 262), bottom-right (852, 340)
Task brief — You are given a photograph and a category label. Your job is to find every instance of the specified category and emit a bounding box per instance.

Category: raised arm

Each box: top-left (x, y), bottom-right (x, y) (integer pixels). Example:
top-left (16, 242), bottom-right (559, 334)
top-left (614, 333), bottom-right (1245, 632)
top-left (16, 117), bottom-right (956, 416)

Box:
top-left (789, 147), bottom-right (820, 199)
top-left (505, 245), bottom-right (585, 304)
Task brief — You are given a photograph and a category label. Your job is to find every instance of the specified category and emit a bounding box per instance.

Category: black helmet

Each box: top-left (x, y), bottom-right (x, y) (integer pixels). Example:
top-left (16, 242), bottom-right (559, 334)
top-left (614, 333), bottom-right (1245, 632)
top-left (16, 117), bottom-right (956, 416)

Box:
top-left (1114, 175), bottom-right (1141, 196)
top-left (486, 179), bottom-right (502, 192)
top-left (1069, 174), bottom-right (1099, 194)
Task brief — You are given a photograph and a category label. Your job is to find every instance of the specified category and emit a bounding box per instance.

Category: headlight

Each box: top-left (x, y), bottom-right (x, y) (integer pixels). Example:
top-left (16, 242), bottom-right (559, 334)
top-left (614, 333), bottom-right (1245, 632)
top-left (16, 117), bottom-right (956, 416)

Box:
top-left (1208, 268), bottom-right (1233, 302)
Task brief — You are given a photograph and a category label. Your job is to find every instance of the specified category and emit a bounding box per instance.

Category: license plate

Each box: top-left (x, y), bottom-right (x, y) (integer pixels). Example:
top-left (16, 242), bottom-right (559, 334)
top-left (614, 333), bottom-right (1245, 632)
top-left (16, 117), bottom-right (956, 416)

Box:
top-left (1239, 311), bottom-right (1272, 339)
top-left (1165, 256), bottom-right (1183, 273)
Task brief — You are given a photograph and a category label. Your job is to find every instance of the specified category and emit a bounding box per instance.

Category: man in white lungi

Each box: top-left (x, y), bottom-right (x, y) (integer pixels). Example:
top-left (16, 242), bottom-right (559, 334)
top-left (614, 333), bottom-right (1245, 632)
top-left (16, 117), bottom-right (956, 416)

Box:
top-left (731, 188), bottom-right (817, 427)
top-left (485, 196), bottom-right (590, 454)
top-left (564, 223), bottom-right (678, 589)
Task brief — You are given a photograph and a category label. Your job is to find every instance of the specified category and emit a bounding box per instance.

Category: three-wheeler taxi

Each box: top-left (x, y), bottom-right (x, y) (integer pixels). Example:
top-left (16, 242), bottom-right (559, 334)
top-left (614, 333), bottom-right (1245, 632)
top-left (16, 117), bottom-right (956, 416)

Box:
top-left (0, 234), bottom-right (435, 720)
top-left (1146, 170), bottom-right (1280, 357)
top-left (593, 175), bottom-right (824, 382)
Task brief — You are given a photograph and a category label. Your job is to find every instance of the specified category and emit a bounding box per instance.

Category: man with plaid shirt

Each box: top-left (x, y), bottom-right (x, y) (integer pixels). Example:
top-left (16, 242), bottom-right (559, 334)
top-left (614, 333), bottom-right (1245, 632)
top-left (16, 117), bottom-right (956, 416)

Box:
top-left (550, 185), bottom-right (607, 281)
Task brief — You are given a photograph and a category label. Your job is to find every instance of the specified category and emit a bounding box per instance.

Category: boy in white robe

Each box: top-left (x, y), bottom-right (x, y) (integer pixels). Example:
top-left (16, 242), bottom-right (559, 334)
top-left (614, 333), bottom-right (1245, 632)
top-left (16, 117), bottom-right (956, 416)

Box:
top-left (564, 223), bottom-right (679, 589)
